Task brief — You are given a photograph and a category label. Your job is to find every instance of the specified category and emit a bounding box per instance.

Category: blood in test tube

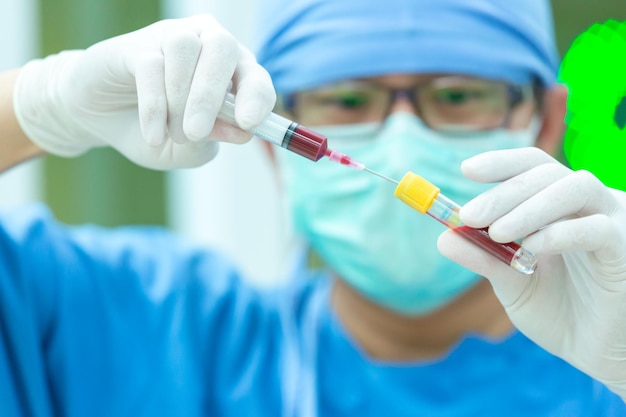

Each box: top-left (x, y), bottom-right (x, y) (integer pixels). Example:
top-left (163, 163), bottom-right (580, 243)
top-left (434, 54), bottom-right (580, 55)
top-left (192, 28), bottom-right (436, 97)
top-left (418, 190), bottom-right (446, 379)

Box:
top-left (286, 124), bottom-right (328, 161)
top-left (454, 225), bottom-right (522, 266)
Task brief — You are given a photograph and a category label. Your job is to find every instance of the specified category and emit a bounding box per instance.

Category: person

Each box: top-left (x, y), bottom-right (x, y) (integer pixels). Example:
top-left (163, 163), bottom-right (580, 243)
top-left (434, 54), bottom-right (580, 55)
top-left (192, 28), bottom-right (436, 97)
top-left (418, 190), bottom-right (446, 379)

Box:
top-left (1, 1), bottom-right (626, 416)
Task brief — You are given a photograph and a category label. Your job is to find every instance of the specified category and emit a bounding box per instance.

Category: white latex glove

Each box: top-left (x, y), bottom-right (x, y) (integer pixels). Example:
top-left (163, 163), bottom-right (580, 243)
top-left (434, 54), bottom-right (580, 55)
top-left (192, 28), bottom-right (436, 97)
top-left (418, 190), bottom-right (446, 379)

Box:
top-left (13, 15), bottom-right (276, 170)
top-left (438, 147), bottom-right (626, 399)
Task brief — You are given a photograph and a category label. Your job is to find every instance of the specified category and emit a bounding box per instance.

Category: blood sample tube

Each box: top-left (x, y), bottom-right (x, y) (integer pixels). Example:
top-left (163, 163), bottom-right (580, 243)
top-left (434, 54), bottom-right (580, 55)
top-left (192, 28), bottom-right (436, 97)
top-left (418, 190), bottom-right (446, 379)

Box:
top-left (218, 93), bottom-right (327, 161)
top-left (394, 171), bottom-right (537, 274)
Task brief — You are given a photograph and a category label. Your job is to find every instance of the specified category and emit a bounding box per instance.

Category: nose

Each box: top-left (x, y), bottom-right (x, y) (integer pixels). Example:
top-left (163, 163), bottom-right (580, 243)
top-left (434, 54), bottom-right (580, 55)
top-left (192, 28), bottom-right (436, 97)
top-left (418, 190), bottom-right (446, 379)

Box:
top-left (388, 90), bottom-right (418, 116)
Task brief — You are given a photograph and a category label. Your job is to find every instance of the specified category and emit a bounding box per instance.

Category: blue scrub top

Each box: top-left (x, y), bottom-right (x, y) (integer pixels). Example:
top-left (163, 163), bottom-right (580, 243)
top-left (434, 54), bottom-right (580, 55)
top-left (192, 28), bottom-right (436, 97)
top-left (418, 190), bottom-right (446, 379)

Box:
top-left (1, 205), bottom-right (624, 417)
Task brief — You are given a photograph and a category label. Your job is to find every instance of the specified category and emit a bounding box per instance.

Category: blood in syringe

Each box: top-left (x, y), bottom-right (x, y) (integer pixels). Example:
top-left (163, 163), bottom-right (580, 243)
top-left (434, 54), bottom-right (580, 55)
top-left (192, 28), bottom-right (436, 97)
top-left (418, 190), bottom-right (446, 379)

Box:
top-left (280, 121), bottom-right (368, 168)
top-left (285, 124), bottom-right (328, 161)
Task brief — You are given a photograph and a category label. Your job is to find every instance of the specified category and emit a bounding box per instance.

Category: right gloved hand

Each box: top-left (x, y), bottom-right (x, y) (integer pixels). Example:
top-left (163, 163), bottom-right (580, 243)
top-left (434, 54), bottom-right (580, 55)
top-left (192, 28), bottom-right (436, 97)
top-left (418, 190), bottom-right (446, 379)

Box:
top-left (13, 15), bottom-right (276, 170)
top-left (438, 147), bottom-right (626, 399)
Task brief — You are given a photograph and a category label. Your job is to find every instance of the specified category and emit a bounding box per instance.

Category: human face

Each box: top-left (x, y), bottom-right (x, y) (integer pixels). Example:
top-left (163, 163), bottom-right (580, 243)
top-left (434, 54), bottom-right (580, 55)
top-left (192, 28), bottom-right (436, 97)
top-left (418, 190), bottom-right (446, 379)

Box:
top-left (275, 72), bottom-right (548, 315)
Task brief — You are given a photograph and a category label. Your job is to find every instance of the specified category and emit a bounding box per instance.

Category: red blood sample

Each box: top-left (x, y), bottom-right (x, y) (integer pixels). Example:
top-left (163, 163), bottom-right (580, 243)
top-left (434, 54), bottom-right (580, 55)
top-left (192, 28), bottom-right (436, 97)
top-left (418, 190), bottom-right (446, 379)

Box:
top-left (287, 125), bottom-right (328, 161)
top-left (454, 225), bottom-right (521, 266)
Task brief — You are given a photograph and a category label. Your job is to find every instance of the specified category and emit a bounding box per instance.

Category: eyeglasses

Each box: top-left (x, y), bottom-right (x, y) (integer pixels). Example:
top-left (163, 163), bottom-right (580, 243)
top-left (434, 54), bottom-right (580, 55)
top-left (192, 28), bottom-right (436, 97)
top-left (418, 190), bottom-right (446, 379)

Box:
top-left (283, 76), bottom-right (536, 132)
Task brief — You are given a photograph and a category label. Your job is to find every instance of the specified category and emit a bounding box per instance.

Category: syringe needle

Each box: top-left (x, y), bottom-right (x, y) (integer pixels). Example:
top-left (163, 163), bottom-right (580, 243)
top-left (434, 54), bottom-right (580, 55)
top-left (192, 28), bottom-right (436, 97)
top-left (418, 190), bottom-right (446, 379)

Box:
top-left (363, 167), bottom-right (399, 184)
top-left (324, 148), bottom-right (399, 184)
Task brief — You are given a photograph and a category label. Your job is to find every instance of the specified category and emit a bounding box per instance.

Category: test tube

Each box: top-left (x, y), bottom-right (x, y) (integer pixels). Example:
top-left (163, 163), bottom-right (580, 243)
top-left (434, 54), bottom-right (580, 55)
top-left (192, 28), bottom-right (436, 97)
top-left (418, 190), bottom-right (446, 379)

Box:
top-left (218, 93), bottom-right (328, 161)
top-left (394, 171), bottom-right (537, 274)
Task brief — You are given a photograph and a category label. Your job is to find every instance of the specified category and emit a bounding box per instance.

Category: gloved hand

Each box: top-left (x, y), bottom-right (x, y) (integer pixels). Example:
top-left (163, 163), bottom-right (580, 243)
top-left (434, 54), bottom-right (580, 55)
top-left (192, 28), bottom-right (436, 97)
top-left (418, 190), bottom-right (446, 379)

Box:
top-left (438, 147), bottom-right (626, 399)
top-left (13, 15), bottom-right (276, 170)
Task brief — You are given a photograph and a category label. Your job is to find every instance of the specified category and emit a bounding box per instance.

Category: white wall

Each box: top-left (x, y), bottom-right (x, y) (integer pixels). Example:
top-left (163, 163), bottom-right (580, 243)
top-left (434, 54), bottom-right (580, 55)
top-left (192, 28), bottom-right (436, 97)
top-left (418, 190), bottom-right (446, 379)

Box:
top-left (0, 0), bottom-right (42, 208)
top-left (163, 0), bottom-right (297, 287)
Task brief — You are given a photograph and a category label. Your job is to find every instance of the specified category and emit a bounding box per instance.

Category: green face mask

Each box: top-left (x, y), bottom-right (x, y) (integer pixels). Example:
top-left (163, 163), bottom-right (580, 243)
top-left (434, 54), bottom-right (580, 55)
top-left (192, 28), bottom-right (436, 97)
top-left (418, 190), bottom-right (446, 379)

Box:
top-left (276, 113), bottom-right (538, 315)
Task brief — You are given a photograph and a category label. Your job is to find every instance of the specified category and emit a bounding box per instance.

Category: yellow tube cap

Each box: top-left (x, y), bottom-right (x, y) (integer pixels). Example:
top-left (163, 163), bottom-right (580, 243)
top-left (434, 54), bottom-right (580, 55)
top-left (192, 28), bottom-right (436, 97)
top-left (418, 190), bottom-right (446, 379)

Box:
top-left (394, 172), bottom-right (440, 214)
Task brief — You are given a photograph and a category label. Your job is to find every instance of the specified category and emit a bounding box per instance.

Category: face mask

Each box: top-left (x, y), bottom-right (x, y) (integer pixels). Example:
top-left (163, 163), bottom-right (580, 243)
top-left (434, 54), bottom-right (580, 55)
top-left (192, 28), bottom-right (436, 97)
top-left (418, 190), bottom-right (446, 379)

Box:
top-left (276, 113), bottom-right (538, 315)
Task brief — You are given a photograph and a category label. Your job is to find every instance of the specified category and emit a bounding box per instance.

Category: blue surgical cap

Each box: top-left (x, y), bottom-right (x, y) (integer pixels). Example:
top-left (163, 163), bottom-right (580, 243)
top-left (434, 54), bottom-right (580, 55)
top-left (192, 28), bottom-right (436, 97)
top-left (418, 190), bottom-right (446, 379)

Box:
top-left (254, 0), bottom-right (560, 95)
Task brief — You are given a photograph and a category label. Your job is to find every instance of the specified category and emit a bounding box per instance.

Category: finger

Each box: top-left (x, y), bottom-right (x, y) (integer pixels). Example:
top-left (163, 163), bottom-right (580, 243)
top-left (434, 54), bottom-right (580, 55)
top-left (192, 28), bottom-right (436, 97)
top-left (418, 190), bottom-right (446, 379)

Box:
top-left (231, 48), bottom-right (276, 131)
top-left (461, 147), bottom-right (559, 183)
top-left (461, 161), bottom-right (570, 228)
top-left (183, 26), bottom-right (240, 142)
top-left (134, 140), bottom-right (220, 170)
top-left (207, 120), bottom-right (253, 144)
top-left (162, 31), bottom-right (202, 144)
top-left (489, 170), bottom-right (620, 243)
top-left (523, 214), bottom-right (626, 263)
top-left (167, 140), bottom-right (220, 168)
top-left (135, 53), bottom-right (167, 146)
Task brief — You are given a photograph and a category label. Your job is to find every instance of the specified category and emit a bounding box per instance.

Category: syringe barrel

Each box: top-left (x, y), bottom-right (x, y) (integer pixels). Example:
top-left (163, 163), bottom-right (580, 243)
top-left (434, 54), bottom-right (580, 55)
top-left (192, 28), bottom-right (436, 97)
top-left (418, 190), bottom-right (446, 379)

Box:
top-left (218, 93), bottom-right (290, 147)
top-left (218, 93), bottom-right (327, 161)
top-left (394, 172), bottom-right (537, 275)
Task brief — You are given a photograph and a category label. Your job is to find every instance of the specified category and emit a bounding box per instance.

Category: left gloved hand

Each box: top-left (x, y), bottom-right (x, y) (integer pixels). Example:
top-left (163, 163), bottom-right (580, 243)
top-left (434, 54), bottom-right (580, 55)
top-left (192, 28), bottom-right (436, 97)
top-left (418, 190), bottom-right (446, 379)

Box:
top-left (13, 15), bottom-right (276, 170)
top-left (438, 147), bottom-right (626, 399)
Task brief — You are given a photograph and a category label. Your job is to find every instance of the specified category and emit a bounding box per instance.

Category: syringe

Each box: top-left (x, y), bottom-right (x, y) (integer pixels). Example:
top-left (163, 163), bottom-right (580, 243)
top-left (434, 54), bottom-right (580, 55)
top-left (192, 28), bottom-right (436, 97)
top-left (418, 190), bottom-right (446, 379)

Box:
top-left (326, 151), bottom-right (538, 274)
top-left (218, 93), bottom-right (328, 161)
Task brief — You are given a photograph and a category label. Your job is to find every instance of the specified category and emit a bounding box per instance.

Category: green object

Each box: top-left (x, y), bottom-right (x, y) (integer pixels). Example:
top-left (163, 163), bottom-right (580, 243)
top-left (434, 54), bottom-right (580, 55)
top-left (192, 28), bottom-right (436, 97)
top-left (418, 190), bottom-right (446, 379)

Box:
top-left (558, 19), bottom-right (626, 191)
top-left (615, 96), bottom-right (626, 129)
top-left (39, 0), bottom-right (166, 226)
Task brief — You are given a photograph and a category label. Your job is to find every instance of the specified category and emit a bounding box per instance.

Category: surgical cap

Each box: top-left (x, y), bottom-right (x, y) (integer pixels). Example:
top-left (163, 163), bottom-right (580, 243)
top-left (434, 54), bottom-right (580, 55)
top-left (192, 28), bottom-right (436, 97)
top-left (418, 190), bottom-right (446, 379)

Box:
top-left (254, 0), bottom-right (560, 94)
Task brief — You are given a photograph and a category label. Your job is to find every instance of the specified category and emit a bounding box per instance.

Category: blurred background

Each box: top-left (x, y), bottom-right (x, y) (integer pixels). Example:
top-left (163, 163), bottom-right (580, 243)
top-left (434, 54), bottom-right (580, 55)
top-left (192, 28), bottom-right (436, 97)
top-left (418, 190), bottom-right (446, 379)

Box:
top-left (0, 0), bottom-right (624, 285)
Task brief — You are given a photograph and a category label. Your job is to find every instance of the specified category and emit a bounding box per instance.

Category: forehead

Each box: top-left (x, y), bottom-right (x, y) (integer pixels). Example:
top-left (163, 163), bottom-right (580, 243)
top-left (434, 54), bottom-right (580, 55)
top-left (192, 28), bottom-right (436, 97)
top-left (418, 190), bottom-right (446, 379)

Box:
top-left (359, 73), bottom-right (441, 87)
top-left (322, 73), bottom-right (512, 89)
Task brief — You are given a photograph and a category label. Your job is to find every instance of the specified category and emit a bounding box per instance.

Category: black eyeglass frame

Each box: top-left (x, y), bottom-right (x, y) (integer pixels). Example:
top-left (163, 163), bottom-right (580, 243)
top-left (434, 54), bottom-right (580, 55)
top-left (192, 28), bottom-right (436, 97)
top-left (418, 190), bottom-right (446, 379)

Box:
top-left (282, 77), bottom-right (544, 132)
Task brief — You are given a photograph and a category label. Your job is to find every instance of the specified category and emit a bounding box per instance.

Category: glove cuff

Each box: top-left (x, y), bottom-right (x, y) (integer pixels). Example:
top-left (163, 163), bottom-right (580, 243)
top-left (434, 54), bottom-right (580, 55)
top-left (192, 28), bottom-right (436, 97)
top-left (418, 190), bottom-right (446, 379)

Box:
top-left (13, 51), bottom-right (101, 157)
